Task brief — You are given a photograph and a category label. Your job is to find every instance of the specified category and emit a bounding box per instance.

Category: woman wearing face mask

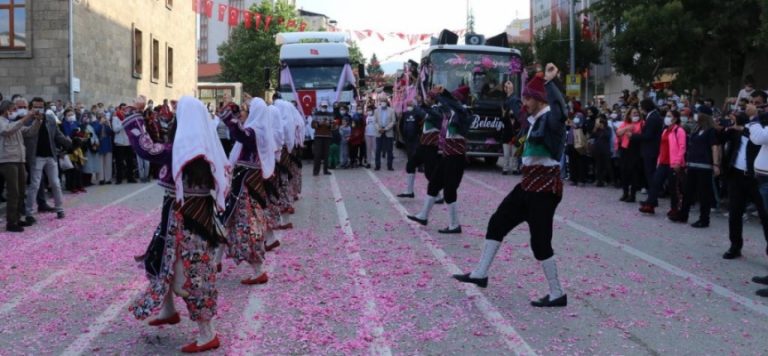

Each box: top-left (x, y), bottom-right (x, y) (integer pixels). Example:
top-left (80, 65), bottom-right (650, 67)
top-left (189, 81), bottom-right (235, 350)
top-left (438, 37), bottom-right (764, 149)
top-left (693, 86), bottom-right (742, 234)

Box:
top-left (364, 106), bottom-right (377, 169)
top-left (640, 110), bottom-right (687, 215)
top-left (616, 107), bottom-right (644, 202)
top-left (566, 112), bottom-right (588, 186)
top-left (673, 107), bottom-right (720, 227)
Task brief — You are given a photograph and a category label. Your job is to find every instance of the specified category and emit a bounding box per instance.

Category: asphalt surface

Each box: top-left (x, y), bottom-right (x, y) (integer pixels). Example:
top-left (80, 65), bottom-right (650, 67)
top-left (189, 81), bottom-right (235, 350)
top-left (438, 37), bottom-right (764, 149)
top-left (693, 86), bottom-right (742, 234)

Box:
top-left (2, 150), bottom-right (768, 355)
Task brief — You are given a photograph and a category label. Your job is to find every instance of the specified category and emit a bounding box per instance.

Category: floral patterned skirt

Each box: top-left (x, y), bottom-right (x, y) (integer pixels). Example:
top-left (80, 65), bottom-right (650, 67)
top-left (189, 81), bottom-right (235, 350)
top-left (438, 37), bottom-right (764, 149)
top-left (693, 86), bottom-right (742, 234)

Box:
top-left (225, 188), bottom-right (267, 266)
top-left (130, 210), bottom-right (218, 322)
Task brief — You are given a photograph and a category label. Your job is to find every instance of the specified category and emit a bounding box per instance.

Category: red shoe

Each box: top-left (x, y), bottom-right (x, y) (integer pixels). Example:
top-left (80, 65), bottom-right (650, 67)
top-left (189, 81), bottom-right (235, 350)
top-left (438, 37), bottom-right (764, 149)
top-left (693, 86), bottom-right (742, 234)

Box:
top-left (266, 240), bottom-right (281, 252)
top-left (285, 207), bottom-right (295, 215)
top-left (240, 273), bottom-right (269, 285)
top-left (639, 204), bottom-right (655, 214)
top-left (78, 188), bottom-right (87, 193)
top-left (277, 223), bottom-right (293, 230)
top-left (181, 335), bottom-right (220, 353)
top-left (148, 312), bottom-right (181, 326)
top-left (216, 263), bottom-right (222, 273)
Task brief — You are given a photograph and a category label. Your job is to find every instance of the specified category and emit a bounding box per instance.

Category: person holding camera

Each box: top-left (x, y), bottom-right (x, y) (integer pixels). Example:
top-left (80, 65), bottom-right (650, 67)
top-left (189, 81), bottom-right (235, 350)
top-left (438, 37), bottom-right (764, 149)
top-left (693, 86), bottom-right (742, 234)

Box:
top-left (24, 97), bottom-right (72, 222)
top-left (0, 99), bottom-right (43, 232)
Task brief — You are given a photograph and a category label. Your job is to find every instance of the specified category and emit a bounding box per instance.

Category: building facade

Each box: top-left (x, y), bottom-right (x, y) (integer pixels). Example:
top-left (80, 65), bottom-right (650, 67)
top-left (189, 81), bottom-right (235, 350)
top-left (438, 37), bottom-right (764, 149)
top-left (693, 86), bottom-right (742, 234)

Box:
top-left (0, 0), bottom-right (197, 105)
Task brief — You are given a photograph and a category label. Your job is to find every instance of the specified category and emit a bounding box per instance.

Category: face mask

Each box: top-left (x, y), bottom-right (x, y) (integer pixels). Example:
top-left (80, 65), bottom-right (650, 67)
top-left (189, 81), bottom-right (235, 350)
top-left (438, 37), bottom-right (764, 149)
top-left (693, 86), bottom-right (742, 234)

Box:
top-left (340, 110), bottom-right (347, 115)
top-left (380, 103), bottom-right (387, 108)
top-left (407, 106), bottom-right (414, 111)
top-left (357, 111), bottom-right (363, 115)
top-left (681, 116), bottom-right (689, 124)
top-left (609, 113), bottom-right (618, 120)
top-left (664, 116), bottom-right (673, 126)
top-left (694, 104), bottom-right (701, 110)
top-left (16, 108), bottom-right (28, 117)
top-left (730, 104), bottom-right (737, 111)
top-left (693, 114), bottom-right (699, 122)
top-left (50, 106), bottom-right (57, 112)
top-left (367, 112), bottom-right (373, 116)
top-left (631, 116), bottom-right (641, 123)
top-left (573, 118), bottom-right (581, 125)
top-left (66, 115), bottom-right (76, 122)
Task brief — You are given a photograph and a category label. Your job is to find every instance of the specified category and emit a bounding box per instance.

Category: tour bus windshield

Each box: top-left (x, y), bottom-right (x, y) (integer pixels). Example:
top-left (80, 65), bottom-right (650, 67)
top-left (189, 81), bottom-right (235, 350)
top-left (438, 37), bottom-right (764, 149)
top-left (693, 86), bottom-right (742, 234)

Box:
top-left (429, 51), bottom-right (520, 104)
top-left (285, 65), bottom-right (344, 90)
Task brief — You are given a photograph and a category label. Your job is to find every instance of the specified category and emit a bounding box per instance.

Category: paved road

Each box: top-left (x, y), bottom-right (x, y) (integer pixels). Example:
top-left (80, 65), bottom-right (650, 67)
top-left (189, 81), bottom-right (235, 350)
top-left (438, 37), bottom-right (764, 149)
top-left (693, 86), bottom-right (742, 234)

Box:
top-left (2, 150), bottom-right (768, 355)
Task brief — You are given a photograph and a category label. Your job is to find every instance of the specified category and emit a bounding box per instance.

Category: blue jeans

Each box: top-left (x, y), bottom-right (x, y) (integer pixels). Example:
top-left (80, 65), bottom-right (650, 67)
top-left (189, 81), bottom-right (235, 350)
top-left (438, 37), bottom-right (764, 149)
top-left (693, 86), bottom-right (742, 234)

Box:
top-left (376, 136), bottom-right (394, 169)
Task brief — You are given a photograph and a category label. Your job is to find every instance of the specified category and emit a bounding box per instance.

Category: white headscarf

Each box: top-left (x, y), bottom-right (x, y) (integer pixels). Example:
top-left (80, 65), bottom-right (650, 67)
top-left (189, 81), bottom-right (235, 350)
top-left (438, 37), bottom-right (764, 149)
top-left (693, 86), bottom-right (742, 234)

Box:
top-left (171, 96), bottom-right (231, 211)
top-left (274, 99), bottom-right (297, 153)
top-left (228, 98), bottom-right (276, 179)
top-left (268, 105), bottom-right (284, 161)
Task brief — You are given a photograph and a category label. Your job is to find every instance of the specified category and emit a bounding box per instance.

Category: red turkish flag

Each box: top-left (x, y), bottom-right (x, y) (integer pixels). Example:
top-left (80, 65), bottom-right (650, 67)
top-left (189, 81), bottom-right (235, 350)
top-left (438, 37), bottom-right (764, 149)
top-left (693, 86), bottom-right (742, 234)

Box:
top-left (228, 6), bottom-right (240, 26)
top-left (310, 48), bottom-right (319, 55)
top-left (264, 15), bottom-right (273, 31)
top-left (202, 0), bottom-right (214, 18)
top-left (217, 4), bottom-right (227, 21)
top-left (299, 21), bottom-right (307, 32)
top-left (297, 90), bottom-right (316, 116)
top-left (243, 11), bottom-right (253, 29)
top-left (254, 13), bottom-right (262, 30)
top-left (287, 19), bottom-right (296, 28)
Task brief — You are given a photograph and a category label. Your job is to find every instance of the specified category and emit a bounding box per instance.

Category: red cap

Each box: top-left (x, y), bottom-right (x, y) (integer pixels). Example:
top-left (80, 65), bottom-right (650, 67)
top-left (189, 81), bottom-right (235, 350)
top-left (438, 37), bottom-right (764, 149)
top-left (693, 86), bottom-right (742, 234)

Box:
top-left (522, 76), bottom-right (547, 103)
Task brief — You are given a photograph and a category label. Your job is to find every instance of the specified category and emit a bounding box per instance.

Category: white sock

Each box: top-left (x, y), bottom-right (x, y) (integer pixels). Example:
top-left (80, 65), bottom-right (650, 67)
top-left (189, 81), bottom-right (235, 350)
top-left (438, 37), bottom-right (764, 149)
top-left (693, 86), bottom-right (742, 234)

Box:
top-left (470, 240), bottom-right (501, 278)
top-left (415, 195), bottom-right (437, 220)
top-left (214, 246), bottom-right (224, 266)
top-left (196, 320), bottom-right (216, 345)
top-left (405, 173), bottom-right (416, 194)
top-left (541, 256), bottom-right (564, 300)
top-left (158, 290), bottom-right (176, 319)
top-left (252, 263), bottom-right (263, 276)
top-left (448, 202), bottom-right (460, 229)
top-left (265, 230), bottom-right (276, 245)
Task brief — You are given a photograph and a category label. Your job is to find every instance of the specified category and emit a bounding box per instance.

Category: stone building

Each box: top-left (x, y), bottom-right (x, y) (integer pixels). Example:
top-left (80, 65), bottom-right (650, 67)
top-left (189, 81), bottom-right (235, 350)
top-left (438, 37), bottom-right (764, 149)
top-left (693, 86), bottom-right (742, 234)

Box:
top-left (0, 0), bottom-right (197, 105)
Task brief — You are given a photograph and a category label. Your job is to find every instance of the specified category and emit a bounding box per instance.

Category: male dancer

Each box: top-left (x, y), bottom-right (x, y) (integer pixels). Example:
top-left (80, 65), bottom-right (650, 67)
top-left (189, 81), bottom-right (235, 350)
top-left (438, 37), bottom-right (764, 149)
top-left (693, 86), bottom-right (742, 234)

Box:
top-left (397, 95), bottom-right (444, 203)
top-left (453, 64), bottom-right (569, 307)
top-left (407, 86), bottom-right (471, 234)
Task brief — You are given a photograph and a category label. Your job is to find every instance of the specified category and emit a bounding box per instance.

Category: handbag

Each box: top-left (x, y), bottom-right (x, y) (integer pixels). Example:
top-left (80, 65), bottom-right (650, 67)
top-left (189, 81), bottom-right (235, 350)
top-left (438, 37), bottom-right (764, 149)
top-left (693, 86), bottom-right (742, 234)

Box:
top-left (58, 154), bottom-right (74, 171)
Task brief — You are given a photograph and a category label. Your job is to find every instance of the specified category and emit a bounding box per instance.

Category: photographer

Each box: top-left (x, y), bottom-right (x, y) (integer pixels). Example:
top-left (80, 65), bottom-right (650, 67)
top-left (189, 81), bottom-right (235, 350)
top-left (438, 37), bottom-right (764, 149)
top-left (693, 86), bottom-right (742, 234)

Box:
top-left (25, 97), bottom-right (72, 223)
top-left (0, 100), bottom-right (42, 232)
top-left (311, 101), bottom-right (333, 176)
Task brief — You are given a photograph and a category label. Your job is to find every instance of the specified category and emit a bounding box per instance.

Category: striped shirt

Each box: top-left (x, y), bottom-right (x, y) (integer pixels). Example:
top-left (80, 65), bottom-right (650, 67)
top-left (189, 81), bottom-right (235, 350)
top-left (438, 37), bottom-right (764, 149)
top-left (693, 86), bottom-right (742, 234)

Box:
top-left (420, 130), bottom-right (440, 146)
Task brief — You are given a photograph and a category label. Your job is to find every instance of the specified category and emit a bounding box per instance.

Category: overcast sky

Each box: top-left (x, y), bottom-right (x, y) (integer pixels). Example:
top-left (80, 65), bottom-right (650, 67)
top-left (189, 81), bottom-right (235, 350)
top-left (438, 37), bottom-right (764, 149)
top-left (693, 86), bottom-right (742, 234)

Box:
top-left (295, 0), bottom-right (530, 72)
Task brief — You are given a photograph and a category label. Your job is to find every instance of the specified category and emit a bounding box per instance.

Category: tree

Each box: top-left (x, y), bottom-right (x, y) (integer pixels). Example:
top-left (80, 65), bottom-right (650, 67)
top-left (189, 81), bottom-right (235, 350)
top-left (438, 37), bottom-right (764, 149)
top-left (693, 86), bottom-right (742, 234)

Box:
top-left (590, 0), bottom-right (767, 88)
top-left (366, 53), bottom-right (385, 87)
top-left (218, 1), bottom-right (304, 95)
top-left (533, 21), bottom-right (601, 75)
top-left (348, 41), bottom-right (366, 66)
top-left (510, 42), bottom-right (534, 68)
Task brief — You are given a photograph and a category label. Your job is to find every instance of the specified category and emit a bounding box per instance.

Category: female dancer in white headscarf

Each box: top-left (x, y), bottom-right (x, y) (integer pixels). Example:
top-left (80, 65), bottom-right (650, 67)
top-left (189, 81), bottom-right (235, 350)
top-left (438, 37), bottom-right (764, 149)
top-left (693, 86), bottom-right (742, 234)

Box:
top-left (218, 96), bottom-right (276, 285)
top-left (125, 96), bottom-right (231, 353)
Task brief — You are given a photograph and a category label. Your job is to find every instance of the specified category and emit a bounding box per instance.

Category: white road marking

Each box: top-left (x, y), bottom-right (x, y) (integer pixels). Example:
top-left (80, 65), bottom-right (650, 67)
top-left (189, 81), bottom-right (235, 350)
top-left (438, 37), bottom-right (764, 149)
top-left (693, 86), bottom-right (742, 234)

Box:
top-left (232, 231), bottom-right (281, 354)
top-left (12, 184), bottom-right (155, 252)
top-left (366, 170), bottom-right (537, 356)
top-left (0, 208), bottom-right (159, 316)
top-left (463, 174), bottom-right (768, 318)
top-left (330, 174), bottom-right (393, 356)
top-left (59, 280), bottom-right (143, 356)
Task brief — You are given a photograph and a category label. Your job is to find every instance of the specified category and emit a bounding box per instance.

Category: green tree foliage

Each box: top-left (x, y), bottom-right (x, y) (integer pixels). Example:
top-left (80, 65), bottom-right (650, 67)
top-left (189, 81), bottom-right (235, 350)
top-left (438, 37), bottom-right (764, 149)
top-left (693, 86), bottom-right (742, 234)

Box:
top-left (533, 21), bottom-right (601, 75)
top-left (510, 42), bottom-right (535, 68)
top-left (366, 53), bottom-right (385, 87)
top-left (590, 0), bottom-right (767, 88)
top-left (348, 41), bottom-right (366, 66)
top-left (218, 1), bottom-right (304, 95)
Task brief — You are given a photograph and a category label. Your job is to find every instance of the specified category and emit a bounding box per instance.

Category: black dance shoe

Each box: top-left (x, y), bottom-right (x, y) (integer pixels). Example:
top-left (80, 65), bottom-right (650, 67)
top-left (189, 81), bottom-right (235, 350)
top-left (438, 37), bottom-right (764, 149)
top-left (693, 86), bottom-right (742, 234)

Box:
top-left (756, 288), bottom-right (768, 298)
top-left (438, 226), bottom-right (462, 234)
top-left (531, 294), bottom-right (568, 307)
top-left (722, 250), bottom-right (742, 260)
top-left (452, 273), bottom-right (488, 288)
top-left (435, 198), bottom-right (445, 205)
top-left (752, 275), bottom-right (768, 285)
top-left (397, 193), bottom-right (415, 198)
top-left (406, 215), bottom-right (427, 226)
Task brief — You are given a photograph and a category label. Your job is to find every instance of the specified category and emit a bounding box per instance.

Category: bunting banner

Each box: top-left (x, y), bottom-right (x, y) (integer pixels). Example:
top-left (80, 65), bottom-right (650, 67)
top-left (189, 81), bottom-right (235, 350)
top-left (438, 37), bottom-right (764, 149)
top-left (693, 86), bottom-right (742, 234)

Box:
top-left (193, 0), bottom-right (463, 40)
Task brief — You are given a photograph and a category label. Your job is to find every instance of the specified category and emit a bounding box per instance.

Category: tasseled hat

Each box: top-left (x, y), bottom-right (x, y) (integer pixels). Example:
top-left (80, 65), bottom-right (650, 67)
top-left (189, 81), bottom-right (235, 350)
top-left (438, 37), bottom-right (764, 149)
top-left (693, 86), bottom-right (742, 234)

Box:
top-left (522, 75), bottom-right (547, 103)
top-left (451, 85), bottom-right (470, 103)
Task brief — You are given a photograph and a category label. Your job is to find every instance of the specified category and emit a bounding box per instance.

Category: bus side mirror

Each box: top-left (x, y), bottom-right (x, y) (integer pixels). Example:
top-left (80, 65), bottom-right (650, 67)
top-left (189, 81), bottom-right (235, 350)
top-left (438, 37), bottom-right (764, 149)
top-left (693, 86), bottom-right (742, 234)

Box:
top-left (263, 67), bottom-right (271, 89)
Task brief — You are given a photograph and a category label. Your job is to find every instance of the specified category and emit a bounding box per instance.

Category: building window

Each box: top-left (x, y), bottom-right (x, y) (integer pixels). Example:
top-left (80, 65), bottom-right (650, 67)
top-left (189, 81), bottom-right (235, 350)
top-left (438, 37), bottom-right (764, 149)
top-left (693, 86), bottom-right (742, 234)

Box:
top-left (166, 0), bottom-right (172, 9)
top-left (132, 25), bottom-right (143, 78)
top-left (198, 16), bottom-right (209, 63)
top-left (151, 36), bottom-right (160, 82)
top-left (0, 0), bottom-right (26, 51)
top-left (166, 45), bottom-right (174, 87)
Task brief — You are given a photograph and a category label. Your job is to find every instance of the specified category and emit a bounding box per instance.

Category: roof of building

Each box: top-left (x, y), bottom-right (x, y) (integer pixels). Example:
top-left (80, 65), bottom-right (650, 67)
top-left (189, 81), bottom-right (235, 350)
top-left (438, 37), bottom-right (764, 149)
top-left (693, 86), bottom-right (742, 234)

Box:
top-left (298, 9), bottom-right (328, 18)
top-left (198, 63), bottom-right (222, 78)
